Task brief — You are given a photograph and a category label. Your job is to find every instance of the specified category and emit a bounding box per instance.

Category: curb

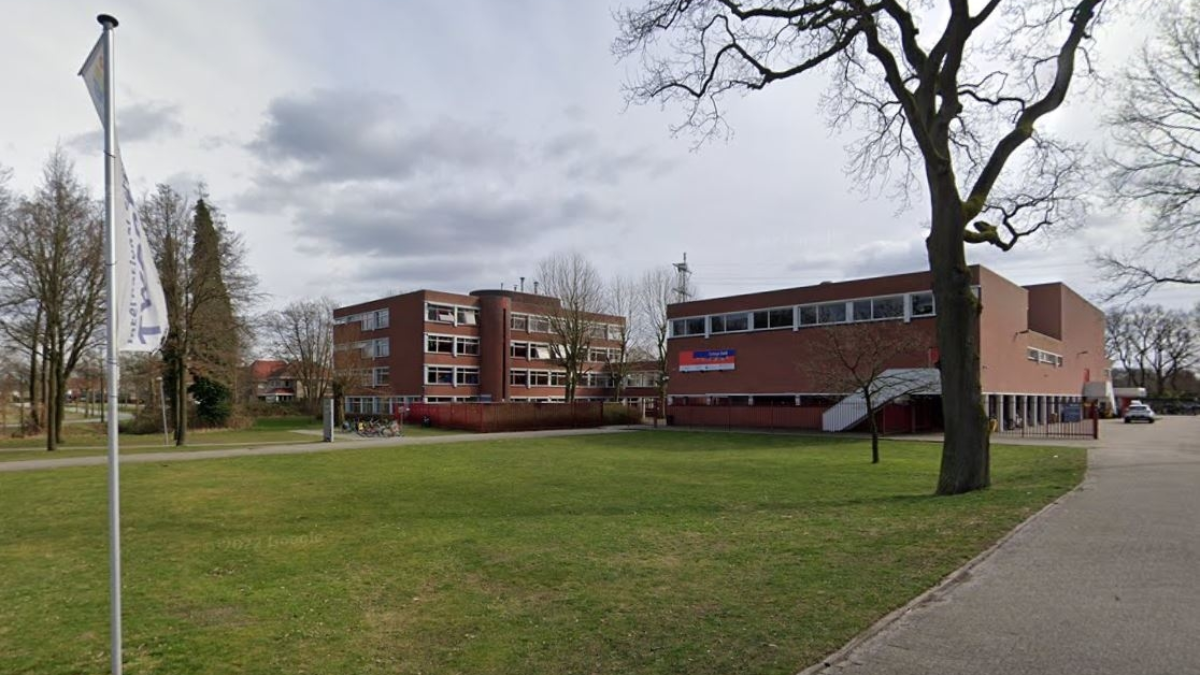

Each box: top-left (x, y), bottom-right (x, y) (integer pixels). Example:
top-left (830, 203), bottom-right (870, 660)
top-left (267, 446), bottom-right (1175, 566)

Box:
top-left (795, 458), bottom-right (1094, 675)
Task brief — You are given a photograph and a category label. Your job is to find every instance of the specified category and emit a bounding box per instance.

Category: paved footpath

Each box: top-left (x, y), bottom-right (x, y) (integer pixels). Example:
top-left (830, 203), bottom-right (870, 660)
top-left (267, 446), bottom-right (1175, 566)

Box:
top-left (0, 426), bottom-right (636, 473)
top-left (810, 416), bottom-right (1200, 675)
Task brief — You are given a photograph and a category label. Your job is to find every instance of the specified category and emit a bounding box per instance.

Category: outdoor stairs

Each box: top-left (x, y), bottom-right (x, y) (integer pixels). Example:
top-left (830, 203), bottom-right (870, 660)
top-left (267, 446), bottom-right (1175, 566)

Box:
top-left (821, 368), bottom-right (942, 432)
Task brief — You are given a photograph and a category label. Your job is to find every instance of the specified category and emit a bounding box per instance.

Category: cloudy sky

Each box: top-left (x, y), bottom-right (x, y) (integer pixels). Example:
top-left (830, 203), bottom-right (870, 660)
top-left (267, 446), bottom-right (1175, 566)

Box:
top-left (2, 0), bottom-right (1196, 312)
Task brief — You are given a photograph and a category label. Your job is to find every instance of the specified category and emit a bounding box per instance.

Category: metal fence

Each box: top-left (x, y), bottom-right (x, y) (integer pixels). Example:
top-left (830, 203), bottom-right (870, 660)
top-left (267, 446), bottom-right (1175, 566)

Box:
top-left (991, 402), bottom-right (1099, 440)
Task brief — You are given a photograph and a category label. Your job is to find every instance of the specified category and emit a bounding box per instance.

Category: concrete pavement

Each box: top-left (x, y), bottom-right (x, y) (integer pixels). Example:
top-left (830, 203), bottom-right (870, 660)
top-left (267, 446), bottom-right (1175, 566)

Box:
top-left (807, 416), bottom-right (1200, 675)
top-left (0, 426), bottom-right (636, 473)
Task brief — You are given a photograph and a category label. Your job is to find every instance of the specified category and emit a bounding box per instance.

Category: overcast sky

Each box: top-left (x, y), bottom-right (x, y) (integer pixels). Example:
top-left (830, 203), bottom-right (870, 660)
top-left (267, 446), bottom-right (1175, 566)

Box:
top-left (2, 0), bottom-right (1196, 312)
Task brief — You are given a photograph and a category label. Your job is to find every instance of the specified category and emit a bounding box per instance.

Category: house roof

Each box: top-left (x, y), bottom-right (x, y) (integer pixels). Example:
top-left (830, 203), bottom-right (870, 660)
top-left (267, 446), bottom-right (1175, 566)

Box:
top-left (250, 359), bottom-right (289, 381)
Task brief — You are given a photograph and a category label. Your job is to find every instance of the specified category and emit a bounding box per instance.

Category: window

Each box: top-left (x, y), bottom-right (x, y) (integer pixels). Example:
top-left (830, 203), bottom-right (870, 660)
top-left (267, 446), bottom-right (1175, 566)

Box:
top-left (427, 335), bottom-right (454, 353)
top-left (710, 312), bottom-right (750, 333)
top-left (911, 292), bottom-right (935, 317)
top-left (456, 367), bottom-right (480, 385)
top-left (457, 307), bottom-right (479, 325)
top-left (375, 309), bottom-right (389, 329)
top-left (425, 366), bottom-right (453, 385)
top-left (456, 337), bottom-right (480, 356)
top-left (798, 306), bottom-right (818, 326)
top-left (607, 325), bottom-right (624, 340)
top-left (872, 296), bottom-right (904, 320)
top-left (361, 312), bottom-right (377, 331)
top-left (531, 344), bottom-right (554, 360)
top-left (529, 316), bottom-right (552, 333)
top-left (1056, 356), bottom-right (1064, 367)
top-left (361, 338), bottom-right (389, 358)
top-left (817, 302), bottom-right (847, 324)
top-left (550, 371), bottom-right (567, 386)
top-left (853, 299), bottom-right (873, 322)
top-left (510, 370), bottom-right (529, 387)
top-left (426, 303), bottom-right (455, 323)
top-left (511, 342), bottom-right (530, 359)
top-left (372, 367), bottom-right (390, 387)
top-left (671, 317), bottom-right (706, 337)
top-left (753, 307), bottom-right (794, 330)
top-left (511, 314), bottom-right (529, 331)
top-left (588, 347), bottom-right (611, 362)
top-left (587, 323), bottom-right (608, 339)
top-left (1028, 348), bottom-right (1039, 361)
top-left (529, 371), bottom-right (550, 386)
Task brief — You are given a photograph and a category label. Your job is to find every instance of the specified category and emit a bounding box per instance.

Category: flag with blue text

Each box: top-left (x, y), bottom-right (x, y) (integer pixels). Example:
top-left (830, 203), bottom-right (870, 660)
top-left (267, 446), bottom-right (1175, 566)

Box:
top-left (81, 37), bottom-right (169, 352)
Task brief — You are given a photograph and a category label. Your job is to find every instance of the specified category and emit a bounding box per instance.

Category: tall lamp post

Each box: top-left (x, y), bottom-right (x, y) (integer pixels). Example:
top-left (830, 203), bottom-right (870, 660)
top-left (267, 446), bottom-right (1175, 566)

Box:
top-left (156, 376), bottom-right (169, 446)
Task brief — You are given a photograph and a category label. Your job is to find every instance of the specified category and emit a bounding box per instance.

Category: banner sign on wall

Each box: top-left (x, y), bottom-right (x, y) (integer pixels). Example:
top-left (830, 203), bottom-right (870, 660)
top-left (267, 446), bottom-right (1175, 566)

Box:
top-left (680, 349), bottom-right (736, 372)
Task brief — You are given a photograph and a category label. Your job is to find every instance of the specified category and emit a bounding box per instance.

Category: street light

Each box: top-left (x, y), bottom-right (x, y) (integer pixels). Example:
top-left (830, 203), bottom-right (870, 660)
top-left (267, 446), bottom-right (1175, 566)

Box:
top-left (156, 376), bottom-right (169, 446)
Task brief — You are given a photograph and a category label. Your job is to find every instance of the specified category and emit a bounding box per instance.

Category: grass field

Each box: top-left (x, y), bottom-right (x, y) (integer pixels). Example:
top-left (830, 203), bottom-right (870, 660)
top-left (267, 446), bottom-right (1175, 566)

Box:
top-left (0, 431), bottom-right (1085, 675)
top-left (0, 416), bottom-right (455, 462)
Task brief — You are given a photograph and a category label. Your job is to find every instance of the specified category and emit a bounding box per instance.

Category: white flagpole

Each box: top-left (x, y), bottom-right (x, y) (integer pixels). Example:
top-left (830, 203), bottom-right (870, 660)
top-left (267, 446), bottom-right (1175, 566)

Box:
top-left (98, 13), bottom-right (123, 675)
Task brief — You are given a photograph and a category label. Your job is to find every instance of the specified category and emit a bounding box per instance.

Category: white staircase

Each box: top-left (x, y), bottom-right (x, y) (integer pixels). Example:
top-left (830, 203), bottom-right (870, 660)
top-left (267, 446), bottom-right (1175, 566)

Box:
top-left (821, 368), bottom-right (942, 432)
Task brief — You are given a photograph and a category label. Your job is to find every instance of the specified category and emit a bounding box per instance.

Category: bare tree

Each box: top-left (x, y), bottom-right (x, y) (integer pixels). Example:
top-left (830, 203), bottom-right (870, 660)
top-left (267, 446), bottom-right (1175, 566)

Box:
top-left (1101, 2), bottom-right (1200, 297)
top-left (263, 297), bottom-right (336, 413)
top-left (616, 0), bottom-right (1107, 494)
top-left (1106, 304), bottom-right (1198, 395)
top-left (537, 252), bottom-right (607, 402)
top-left (806, 322), bottom-right (934, 464)
top-left (0, 150), bottom-right (104, 450)
top-left (606, 275), bottom-right (639, 401)
top-left (637, 266), bottom-right (696, 419)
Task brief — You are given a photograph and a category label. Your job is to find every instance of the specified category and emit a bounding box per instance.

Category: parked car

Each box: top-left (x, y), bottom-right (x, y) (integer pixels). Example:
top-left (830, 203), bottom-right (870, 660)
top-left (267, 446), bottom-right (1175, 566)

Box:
top-left (1124, 403), bottom-right (1155, 424)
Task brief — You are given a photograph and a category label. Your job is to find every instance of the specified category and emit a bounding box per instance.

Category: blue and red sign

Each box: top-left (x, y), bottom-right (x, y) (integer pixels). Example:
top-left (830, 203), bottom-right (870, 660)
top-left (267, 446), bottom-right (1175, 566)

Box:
top-left (680, 349), bottom-right (736, 372)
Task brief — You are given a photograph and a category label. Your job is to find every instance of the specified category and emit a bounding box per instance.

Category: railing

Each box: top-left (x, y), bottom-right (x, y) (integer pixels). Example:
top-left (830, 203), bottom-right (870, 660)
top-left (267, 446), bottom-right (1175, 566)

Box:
top-left (991, 402), bottom-right (1099, 440)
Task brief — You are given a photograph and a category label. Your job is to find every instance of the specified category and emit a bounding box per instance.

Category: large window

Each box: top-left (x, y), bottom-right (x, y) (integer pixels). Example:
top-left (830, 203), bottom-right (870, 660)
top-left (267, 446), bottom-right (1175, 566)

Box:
top-left (817, 302), bottom-right (847, 324)
top-left (531, 343), bottom-right (553, 360)
top-left (425, 366), bottom-right (453, 385)
top-left (753, 307), bottom-right (794, 330)
top-left (426, 303), bottom-right (456, 323)
top-left (457, 307), bottom-right (479, 326)
top-left (511, 314), bottom-right (529, 331)
top-left (510, 370), bottom-right (529, 386)
top-left (529, 371), bottom-right (550, 386)
top-left (456, 367), bottom-right (480, 385)
top-left (550, 371), bottom-right (567, 386)
top-left (671, 317), bottom-right (706, 337)
top-left (529, 316), bottom-right (552, 333)
top-left (872, 295), bottom-right (905, 320)
top-left (427, 335), bottom-right (453, 353)
top-left (710, 312), bottom-right (750, 333)
top-left (911, 292), bottom-right (935, 317)
top-left (372, 367), bottom-right (390, 387)
top-left (456, 336), bottom-right (480, 356)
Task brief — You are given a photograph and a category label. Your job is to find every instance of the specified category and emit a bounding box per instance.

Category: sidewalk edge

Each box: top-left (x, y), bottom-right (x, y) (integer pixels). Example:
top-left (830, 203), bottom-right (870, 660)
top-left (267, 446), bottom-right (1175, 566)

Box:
top-left (795, 455), bottom-right (1094, 675)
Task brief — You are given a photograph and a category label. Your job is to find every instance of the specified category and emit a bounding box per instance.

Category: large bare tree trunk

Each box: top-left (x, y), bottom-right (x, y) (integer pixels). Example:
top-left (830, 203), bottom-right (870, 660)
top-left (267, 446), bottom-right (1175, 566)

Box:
top-left (929, 191), bottom-right (990, 495)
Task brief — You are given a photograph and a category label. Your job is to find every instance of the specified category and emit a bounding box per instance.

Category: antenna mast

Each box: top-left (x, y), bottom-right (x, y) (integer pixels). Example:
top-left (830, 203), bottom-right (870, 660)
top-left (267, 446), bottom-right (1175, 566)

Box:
top-left (672, 252), bottom-right (692, 303)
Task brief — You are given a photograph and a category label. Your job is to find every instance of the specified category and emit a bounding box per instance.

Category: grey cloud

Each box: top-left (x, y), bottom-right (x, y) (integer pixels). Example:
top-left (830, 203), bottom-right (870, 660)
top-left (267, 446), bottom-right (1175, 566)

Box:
top-left (247, 88), bottom-right (518, 183)
top-left (67, 100), bottom-right (183, 151)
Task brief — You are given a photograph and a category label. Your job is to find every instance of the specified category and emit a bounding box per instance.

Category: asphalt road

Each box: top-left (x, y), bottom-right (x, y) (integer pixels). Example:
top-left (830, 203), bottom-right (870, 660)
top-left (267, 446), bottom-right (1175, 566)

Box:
top-left (810, 416), bottom-right (1200, 675)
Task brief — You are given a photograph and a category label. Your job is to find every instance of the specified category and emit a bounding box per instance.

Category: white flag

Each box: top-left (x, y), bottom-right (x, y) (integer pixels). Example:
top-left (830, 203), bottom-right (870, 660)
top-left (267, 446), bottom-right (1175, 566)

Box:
top-left (81, 37), bottom-right (169, 352)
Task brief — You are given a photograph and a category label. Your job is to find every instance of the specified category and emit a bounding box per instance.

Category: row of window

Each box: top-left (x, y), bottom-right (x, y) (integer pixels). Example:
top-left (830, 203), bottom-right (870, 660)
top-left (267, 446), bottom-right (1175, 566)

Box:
top-left (1027, 348), bottom-right (1065, 367)
top-left (427, 334), bottom-right (481, 356)
top-left (335, 308), bottom-right (390, 331)
top-left (339, 337), bottom-right (390, 359)
top-left (508, 370), bottom-right (617, 388)
top-left (425, 366), bottom-right (480, 386)
top-left (425, 302), bottom-right (480, 326)
top-left (510, 341), bottom-right (621, 362)
top-left (671, 291), bottom-right (937, 338)
top-left (343, 395), bottom-right (420, 414)
top-left (511, 313), bottom-right (624, 340)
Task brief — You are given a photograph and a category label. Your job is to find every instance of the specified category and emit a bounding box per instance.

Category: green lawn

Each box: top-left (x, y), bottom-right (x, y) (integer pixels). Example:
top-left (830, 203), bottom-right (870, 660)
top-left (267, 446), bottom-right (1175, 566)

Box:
top-left (0, 416), bottom-right (457, 462)
top-left (0, 431), bottom-right (1085, 675)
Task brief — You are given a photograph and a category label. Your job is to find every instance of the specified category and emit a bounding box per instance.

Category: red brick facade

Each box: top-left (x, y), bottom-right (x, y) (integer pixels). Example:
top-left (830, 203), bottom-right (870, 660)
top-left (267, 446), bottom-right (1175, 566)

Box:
top-left (333, 289), bottom-right (639, 413)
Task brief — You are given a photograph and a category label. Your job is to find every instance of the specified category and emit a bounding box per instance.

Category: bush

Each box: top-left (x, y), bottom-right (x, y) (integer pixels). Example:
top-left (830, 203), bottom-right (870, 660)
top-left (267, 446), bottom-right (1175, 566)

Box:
top-left (602, 403), bottom-right (642, 425)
